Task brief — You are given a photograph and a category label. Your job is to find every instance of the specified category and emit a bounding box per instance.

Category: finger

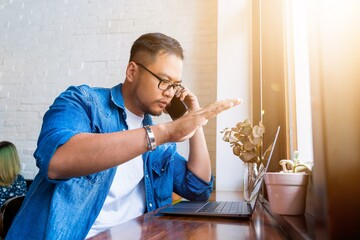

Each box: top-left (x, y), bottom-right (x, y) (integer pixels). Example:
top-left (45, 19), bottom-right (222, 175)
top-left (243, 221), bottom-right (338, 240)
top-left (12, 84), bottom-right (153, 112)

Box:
top-left (198, 98), bottom-right (242, 113)
top-left (229, 98), bottom-right (242, 107)
top-left (198, 98), bottom-right (242, 119)
top-left (177, 88), bottom-right (188, 101)
top-left (214, 98), bottom-right (242, 113)
top-left (175, 86), bottom-right (186, 97)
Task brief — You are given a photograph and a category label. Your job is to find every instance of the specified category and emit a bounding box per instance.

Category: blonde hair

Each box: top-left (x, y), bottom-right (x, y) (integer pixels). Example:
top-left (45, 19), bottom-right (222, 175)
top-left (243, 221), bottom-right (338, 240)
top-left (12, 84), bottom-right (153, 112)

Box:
top-left (0, 141), bottom-right (21, 186)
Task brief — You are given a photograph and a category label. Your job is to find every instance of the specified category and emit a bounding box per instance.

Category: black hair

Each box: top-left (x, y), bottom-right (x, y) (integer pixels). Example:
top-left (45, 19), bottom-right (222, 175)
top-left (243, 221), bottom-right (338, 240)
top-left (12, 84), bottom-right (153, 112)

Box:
top-left (129, 33), bottom-right (184, 64)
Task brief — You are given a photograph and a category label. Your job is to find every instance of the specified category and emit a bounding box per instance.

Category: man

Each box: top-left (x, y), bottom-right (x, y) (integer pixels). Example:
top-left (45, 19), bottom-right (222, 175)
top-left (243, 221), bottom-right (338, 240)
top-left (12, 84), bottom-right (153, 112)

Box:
top-left (7, 33), bottom-right (241, 239)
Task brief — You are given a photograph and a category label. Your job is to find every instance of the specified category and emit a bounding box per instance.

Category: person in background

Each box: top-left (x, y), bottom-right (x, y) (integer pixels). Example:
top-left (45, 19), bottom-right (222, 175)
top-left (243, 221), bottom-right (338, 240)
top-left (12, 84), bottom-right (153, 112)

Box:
top-left (6, 32), bottom-right (241, 239)
top-left (0, 141), bottom-right (27, 207)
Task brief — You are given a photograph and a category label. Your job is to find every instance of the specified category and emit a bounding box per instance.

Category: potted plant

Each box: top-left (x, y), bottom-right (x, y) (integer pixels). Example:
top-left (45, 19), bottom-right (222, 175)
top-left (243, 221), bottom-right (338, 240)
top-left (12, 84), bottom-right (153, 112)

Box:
top-left (264, 151), bottom-right (312, 215)
top-left (221, 119), bottom-right (267, 201)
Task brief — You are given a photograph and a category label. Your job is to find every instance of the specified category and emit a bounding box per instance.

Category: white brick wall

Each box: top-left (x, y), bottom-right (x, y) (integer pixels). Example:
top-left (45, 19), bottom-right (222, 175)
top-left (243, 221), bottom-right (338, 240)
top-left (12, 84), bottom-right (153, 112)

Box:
top-left (0, 0), bottom-right (217, 179)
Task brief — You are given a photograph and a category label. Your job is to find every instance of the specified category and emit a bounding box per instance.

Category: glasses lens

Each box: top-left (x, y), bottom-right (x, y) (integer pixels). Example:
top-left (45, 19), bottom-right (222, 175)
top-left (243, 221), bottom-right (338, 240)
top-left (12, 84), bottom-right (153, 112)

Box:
top-left (158, 80), bottom-right (173, 91)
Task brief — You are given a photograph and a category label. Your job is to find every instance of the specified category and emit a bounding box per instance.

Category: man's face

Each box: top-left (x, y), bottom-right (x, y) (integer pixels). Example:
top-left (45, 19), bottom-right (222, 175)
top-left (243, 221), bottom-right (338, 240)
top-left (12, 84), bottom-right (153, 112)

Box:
top-left (134, 53), bottom-right (183, 116)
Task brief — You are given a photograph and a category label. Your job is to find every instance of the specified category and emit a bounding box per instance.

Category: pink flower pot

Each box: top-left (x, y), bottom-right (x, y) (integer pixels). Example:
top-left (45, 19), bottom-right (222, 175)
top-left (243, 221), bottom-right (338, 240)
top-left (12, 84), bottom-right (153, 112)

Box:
top-left (264, 172), bottom-right (309, 215)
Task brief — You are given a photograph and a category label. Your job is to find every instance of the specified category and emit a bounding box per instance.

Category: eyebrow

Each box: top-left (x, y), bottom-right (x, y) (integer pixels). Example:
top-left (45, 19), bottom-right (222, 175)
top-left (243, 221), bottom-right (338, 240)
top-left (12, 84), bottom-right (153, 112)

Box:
top-left (136, 62), bottom-right (182, 84)
top-left (150, 70), bottom-right (182, 84)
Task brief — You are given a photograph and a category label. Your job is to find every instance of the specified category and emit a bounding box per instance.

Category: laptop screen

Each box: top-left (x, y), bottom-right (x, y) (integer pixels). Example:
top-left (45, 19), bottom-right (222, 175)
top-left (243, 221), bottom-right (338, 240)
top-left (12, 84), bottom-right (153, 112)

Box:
top-left (157, 126), bottom-right (281, 218)
top-left (248, 126), bottom-right (280, 207)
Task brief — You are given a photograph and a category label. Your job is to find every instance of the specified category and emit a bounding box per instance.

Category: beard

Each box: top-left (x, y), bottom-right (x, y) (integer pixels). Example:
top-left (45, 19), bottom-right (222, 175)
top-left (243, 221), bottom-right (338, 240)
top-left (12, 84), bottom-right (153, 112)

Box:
top-left (140, 101), bottom-right (164, 117)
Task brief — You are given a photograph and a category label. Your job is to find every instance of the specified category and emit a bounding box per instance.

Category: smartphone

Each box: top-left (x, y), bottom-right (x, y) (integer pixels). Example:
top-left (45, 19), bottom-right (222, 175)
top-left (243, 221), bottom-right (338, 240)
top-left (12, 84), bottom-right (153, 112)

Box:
top-left (165, 97), bottom-right (188, 120)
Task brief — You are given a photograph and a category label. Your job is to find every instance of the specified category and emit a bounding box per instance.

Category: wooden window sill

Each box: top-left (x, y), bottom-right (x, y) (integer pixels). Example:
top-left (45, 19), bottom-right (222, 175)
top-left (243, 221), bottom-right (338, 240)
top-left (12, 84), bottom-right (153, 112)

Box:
top-left (259, 195), bottom-right (315, 240)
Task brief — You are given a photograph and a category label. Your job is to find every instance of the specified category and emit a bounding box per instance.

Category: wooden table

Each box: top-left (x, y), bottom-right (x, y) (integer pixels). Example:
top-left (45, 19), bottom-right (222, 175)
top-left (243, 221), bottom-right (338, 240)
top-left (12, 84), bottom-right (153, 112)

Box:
top-left (88, 191), bottom-right (292, 240)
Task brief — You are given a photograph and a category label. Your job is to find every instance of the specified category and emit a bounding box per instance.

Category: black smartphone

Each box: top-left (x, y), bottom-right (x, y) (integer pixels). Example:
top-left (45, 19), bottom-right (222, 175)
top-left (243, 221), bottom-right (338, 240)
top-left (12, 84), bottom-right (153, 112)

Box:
top-left (165, 97), bottom-right (188, 120)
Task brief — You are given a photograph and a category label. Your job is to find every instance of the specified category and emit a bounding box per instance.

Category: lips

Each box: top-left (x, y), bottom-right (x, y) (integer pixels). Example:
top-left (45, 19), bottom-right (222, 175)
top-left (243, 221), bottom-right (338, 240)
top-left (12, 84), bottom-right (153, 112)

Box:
top-left (159, 100), bottom-right (170, 108)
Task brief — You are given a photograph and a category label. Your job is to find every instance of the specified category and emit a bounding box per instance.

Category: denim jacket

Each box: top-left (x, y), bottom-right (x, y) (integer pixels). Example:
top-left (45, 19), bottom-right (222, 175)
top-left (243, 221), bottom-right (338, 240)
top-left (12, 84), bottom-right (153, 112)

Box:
top-left (6, 84), bottom-right (213, 240)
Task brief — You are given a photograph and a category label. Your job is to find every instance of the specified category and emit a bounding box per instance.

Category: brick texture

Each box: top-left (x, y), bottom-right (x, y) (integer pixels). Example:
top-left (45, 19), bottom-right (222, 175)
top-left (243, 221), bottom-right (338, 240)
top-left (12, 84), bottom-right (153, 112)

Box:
top-left (0, 0), bottom-right (217, 179)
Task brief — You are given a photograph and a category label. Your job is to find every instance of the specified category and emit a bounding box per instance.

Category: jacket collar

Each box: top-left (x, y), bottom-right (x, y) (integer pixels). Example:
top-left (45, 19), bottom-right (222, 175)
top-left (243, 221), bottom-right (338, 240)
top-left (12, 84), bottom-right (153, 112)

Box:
top-left (110, 83), bottom-right (152, 125)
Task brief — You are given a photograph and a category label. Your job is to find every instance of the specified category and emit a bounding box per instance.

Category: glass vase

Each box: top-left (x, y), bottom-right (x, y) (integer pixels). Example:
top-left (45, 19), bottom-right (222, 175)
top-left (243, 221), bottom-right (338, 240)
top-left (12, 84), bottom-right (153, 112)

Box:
top-left (243, 163), bottom-right (257, 202)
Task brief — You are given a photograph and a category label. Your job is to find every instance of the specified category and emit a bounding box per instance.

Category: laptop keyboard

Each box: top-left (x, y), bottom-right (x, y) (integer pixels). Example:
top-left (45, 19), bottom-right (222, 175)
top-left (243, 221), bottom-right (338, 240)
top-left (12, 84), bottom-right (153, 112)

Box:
top-left (197, 201), bottom-right (245, 214)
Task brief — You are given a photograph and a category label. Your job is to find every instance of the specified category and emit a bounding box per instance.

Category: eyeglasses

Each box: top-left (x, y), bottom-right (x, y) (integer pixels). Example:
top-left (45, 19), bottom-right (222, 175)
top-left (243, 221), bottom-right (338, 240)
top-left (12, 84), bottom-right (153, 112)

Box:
top-left (135, 62), bottom-right (184, 91)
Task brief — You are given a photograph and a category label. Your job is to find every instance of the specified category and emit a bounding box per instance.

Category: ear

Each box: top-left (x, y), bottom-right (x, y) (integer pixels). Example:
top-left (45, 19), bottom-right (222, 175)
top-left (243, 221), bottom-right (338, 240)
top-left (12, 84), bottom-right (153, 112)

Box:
top-left (126, 61), bottom-right (137, 83)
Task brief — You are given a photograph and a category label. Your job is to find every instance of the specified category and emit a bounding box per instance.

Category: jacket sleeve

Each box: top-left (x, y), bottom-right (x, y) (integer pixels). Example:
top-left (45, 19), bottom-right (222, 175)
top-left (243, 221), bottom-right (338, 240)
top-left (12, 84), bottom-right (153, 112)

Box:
top-left (33, 85), bottom-right (92, 182)
top-left (172, 151), bottom-right (214, 201)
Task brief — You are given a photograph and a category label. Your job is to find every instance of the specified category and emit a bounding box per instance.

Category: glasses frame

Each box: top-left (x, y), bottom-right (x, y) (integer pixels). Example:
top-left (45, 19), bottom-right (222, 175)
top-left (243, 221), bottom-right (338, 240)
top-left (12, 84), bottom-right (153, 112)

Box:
top-left (135, 62), bottom-right (184, 91)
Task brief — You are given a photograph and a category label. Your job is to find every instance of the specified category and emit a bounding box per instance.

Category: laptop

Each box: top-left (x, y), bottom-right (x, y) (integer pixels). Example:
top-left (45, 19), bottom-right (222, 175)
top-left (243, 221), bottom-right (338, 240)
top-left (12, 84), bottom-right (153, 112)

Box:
top-left (158, 126), bottom-right (280, 218)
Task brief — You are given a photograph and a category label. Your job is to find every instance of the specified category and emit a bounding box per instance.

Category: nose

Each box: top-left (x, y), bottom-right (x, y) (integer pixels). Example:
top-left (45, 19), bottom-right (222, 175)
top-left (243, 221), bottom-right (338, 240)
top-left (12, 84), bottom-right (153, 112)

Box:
top-left (163, 86), bottom-right (176, 98)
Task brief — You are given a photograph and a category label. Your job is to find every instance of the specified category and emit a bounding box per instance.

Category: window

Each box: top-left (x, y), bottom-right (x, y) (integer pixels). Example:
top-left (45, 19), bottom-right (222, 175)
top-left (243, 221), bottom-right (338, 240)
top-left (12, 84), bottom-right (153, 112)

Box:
top-left (252, 0), bottom-right (313, 171)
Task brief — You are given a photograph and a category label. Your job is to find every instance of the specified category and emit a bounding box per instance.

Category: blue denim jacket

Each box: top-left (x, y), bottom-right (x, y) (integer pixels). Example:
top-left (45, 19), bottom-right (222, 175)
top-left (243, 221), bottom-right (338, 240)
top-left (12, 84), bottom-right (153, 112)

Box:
top-left (6, 84), bottom-right (213, 240)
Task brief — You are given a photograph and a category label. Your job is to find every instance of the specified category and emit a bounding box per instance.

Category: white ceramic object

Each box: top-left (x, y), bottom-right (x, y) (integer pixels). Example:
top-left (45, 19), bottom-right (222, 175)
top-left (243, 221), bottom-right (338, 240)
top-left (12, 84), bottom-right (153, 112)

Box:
top-left (264, 172), bottom-right (309, 215)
